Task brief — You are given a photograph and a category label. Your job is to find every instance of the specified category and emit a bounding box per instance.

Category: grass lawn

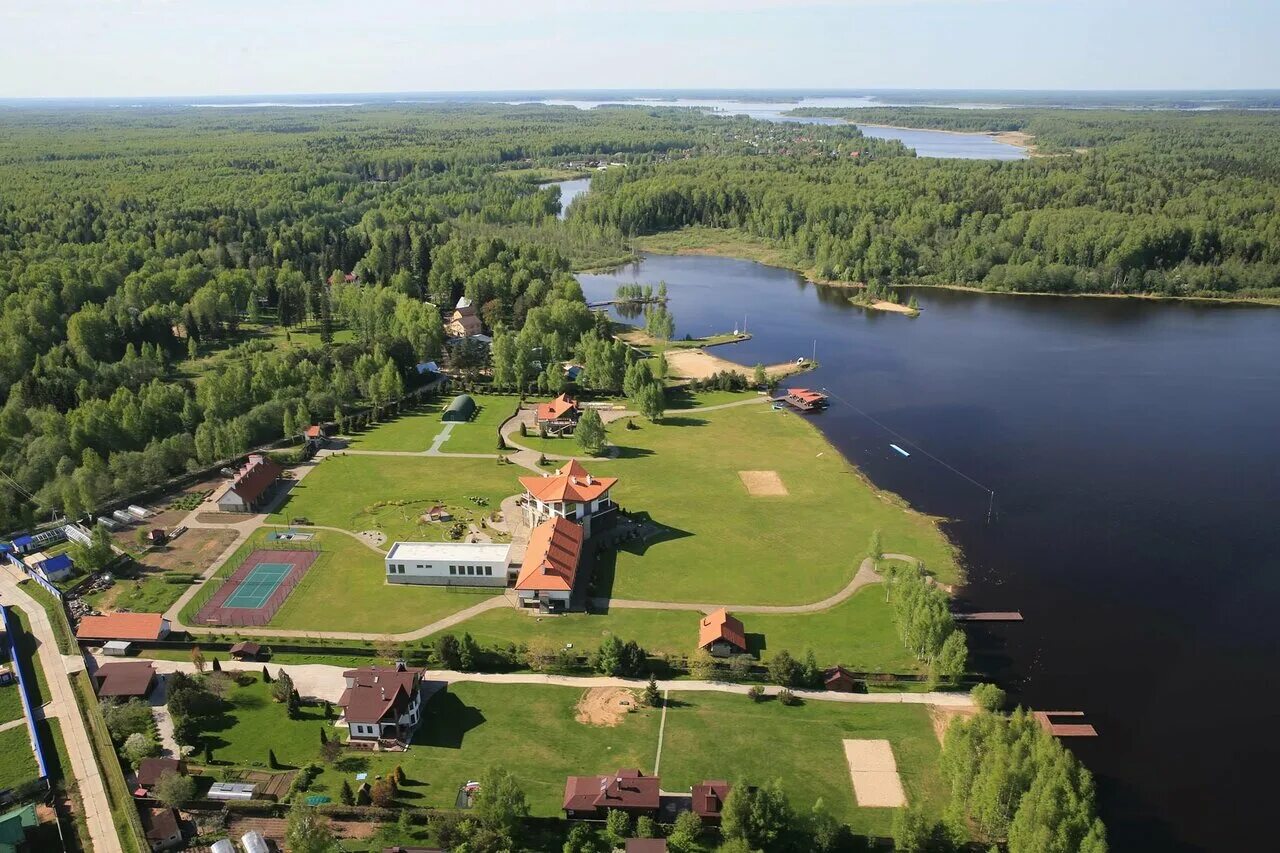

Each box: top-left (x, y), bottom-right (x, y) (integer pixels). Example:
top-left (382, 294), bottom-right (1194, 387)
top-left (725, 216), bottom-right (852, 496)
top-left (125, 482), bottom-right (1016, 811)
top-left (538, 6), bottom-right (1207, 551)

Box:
top-left (0, 682), bottom-right (23, 724)
top-left (634, 226), bottom-right (828, 283)
top-left (7, 605), bottom-right (51, 705)
top-left (268, 454), bottom-right (517, 545)
top-left (200, 675), bottom-right (333, 769)
top-left (0, 724), bottom-right (39, 790)
top-left (665, 387), bottom-right (763, 410)
top-left (659, 691), bottom-right (946, 837)
top-left (508, 431), bottom-right (610, 458)
top-left (596, 403), bottom-right (957, 605)
top-left (305, 682), bottom-right (663, 817)
top-left (436, 395), bottom-right (522, 455)
top-left (345, 402), bottom-right (446, 452)
top-left (84, 569), bottom-right (196, 614)
top-left (429, 607), bottom-right (696, 657)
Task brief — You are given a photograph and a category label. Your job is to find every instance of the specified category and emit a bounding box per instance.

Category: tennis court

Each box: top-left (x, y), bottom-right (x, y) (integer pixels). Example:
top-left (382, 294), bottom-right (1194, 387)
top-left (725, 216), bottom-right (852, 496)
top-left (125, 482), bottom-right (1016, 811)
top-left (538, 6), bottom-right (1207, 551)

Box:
top-left (193, 547), bottom-right (320, 627)
top-left (222, 562), bottom-right (293, 608)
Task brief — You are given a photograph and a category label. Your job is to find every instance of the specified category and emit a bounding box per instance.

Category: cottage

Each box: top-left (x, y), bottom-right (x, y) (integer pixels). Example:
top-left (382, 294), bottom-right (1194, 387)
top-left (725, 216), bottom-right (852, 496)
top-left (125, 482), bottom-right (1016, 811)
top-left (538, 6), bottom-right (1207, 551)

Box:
top-left (216, 454), bottom-right (284, 513)
top-left (691, 780), bottom-right (732, 824)
top-left (141, 807), bottom-right (183, 851)
top-left (146, 529), bottom-right (167, 546)
top-left (93, 660), bottom-right (157, 699)
top-left (781, 388), bottom-right (829, 412)
top-left (441, 394), bottom-right (476, 423)
top-left (514, 516), bottom-right (583, 611)
top-left (518, 460), bottom-right (618, 538)
top-left (823, 665), bottom-right (862, 693)
top-left (228, 641), bottom-right (263, 661)
top-left (76, 612), bottom-right (171, 643)
top-left (534, 393), bottom-right (581, 435)
top-left (33, 552), bottom-right (75, 582)
top-left (698, 609), bottom-right (748, 658)
top-left (444, 296), bottom-right (484, 338)
top-left (303, 424), bottom-right (328, 451)
top-left (337, 663), bottom-right (425, 743)
top-left (563, 769), bottom-right (660, 819)
top-left (136, 758), bottom-right (186, 794)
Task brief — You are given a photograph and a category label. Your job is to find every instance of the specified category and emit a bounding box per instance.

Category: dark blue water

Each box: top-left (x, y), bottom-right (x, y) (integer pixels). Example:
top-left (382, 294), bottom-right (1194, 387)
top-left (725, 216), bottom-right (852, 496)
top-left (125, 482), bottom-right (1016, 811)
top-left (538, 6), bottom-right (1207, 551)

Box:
top-left (579, 254), bottom-right (1280, 853)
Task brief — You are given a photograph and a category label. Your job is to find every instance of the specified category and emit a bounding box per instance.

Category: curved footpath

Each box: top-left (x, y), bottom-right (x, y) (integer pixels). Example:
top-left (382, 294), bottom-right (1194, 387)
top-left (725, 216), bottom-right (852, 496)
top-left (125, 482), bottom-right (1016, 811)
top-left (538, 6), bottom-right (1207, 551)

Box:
top-left (107, 656), bottom-right (973, 709)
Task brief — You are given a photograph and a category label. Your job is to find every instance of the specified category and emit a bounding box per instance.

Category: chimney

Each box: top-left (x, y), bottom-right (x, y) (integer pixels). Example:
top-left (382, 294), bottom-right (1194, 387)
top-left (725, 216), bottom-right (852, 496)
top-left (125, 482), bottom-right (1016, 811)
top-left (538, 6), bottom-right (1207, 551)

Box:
top-left (395, 659), bottom-right (406, 672)
top-left (380, 686), bottom-right (386, 700)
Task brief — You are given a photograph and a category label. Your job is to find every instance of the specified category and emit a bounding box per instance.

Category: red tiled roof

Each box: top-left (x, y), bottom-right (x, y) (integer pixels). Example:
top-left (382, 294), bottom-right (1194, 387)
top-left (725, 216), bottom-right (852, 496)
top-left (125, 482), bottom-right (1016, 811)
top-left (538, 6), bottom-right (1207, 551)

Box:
top-left (304, 425), bottom-right (323, 438)
top-left (824, 665), bottom-right (858, 689)
top-left (338, 666), bottom-right (421, 725)
top-left (518, 460), bottom-right (617, 504)
top-left (228, 454), bottom-right (283, 505)
top-left (536, 393), bottom-right (580, 422)
top-left (692, 780), bottom-right (731, 818)
top-left (93, 661), bottom-right (156, 697)
top-left (786, 388), bottom-right (827, 404)
top-left (698, 609), bottom-right (747, 652)
top-left (563, 769), bottom-right (659, 812)
top-left (76, 612), bottom-right (169, 641)
top-left (515, 517), bottom-right (582, 593)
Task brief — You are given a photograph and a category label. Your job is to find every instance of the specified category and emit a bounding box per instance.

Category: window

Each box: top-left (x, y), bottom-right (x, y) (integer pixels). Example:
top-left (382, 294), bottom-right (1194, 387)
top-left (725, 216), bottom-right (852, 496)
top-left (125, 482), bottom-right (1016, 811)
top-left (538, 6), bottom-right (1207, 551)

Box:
top-left (466, 565), bottom-right (475, 575)
top-left (485, 566), bottom-right (493, 576)
top-left (449, 565), bottom-right (456, 575)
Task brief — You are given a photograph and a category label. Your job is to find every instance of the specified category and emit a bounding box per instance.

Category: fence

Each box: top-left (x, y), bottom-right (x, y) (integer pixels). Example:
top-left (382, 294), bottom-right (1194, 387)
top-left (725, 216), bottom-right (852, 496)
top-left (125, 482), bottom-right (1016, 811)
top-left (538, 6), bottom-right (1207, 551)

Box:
top-left (5, 552), bottom-right (63, 602)
top-left (1, 606), bottom-right (53, 787)
top-left (182, 536), bottom-right (323, 624)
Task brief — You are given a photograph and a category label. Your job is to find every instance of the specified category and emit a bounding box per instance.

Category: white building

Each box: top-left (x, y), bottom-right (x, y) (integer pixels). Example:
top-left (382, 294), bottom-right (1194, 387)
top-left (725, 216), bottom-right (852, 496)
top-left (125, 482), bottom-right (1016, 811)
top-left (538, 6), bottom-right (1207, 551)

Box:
top-left (384, 541), bottom-right (512, 587)
top-left (518, 459), bottom-right (618, 539)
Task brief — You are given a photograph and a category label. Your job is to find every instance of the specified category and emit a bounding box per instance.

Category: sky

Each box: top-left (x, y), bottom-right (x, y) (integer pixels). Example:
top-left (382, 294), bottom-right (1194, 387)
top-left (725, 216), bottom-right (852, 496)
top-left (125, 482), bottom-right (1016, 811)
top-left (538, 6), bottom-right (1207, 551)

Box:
top-left (1, 0), bottom-right (1276, 98)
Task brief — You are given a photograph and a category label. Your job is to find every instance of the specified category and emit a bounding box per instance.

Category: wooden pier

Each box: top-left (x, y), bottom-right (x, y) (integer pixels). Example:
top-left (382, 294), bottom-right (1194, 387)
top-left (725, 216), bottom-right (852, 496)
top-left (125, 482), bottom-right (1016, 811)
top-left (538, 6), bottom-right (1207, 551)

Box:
top-left (953, 611), bottom-right (1024, 622)
top-left (1034, 711), bottom-right (1098, 738)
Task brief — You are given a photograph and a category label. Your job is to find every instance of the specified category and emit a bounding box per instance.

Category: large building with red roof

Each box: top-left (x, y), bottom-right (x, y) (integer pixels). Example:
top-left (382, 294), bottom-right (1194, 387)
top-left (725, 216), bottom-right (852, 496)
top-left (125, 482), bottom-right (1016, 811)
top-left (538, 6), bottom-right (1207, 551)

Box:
top-left (562, 769), bottom-right (660, 819)
top-left (518, 460), bottom-right (617, 538)
top-left (336, 663), bottom-right (425, 743)
top-left (514, 516), bottom-right (583, 610)
top-left (533, 393), bottom-right (581, 435)
top-left (216, 454), bottom-right (284, 513)
top-left (76, 612), bottom-right (171, 643)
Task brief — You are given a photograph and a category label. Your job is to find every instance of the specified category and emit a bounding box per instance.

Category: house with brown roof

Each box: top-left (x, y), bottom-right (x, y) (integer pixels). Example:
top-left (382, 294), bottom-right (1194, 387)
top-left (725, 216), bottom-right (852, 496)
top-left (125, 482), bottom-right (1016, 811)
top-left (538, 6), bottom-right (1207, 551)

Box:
top-left (691, 780), bottom-right (732, 825)
top-left (140, 806), bottom-right (183, 851)
top-left (823, 665), bottom-right (862, 693)
top-left (514, 516), bottom-right (583, 611)
top-left (698, 609), bottom-right (748, 658)
top-left (534, 393), bottom-right (581, 435)
top-left (228, 641), bottom-right (263, 660)
top-left (781, 388), bottom-right (829, 412)
top-left (337, 663), bottom-right (425, 744)
top-left (76, 613), bottom-right (171, 643)
top-left (216, 454), bottom-right (284, 513)
top-left (135, 758), bottom-right (186, 794)
top-left (444, 297), bottom-right (484, 338)
top-left (563, 769), bottom-right (660, 819)
top-left (518, 459), bottom-right (618, 538)
top-left (93, 660), bottom-right (157, 699)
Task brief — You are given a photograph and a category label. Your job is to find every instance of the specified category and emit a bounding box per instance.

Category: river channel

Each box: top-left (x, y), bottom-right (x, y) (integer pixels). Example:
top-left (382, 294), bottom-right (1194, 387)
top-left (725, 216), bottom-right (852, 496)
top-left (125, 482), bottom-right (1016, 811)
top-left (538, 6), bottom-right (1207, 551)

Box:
top-left (578, 252), bottom-right (1280, 853)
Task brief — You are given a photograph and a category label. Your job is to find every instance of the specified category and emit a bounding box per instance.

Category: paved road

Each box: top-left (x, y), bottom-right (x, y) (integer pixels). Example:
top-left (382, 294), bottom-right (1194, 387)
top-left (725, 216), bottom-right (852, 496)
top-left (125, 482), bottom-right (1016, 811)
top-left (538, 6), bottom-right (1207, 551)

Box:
top-left (115, 656), bottom-right (974, 709)
top-left (1, 566), bottom-right (124, 853)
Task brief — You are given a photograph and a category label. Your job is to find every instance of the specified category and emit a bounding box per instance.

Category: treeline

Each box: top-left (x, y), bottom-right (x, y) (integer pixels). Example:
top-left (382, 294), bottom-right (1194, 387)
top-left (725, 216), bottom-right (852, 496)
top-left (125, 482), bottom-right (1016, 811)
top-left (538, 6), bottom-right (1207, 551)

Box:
top-left (574, 110), bottom-right (1280, 298)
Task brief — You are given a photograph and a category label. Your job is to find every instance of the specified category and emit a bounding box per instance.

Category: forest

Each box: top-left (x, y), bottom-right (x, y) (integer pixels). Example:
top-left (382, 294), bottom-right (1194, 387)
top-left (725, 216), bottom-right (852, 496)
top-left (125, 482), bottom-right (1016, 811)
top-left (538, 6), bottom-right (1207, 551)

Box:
top-left (2, 103), bottom-right (1277, 533)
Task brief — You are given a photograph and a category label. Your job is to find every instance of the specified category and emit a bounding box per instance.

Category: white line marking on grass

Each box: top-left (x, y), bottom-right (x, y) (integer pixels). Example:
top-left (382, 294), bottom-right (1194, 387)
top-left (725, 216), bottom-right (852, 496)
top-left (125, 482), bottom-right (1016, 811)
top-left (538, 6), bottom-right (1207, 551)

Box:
top-left (653, 689), bottom-right (670, 776)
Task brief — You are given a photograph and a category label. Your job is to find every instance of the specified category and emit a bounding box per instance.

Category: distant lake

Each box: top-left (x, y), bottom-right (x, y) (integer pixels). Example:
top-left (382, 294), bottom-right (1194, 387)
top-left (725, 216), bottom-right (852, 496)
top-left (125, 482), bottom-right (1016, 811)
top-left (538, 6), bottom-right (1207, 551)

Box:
top-left (540, 177), bottom-right (592, 219)
top-left (579, 253), bottom-right (1280, 853)
top-left (517, 96), bottom-right (1027, 160)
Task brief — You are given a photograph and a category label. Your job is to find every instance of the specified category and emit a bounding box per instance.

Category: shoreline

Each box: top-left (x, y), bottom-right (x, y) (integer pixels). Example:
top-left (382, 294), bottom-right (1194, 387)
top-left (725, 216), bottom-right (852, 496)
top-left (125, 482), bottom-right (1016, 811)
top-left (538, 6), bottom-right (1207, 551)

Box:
top-left (832, 120), bottom-right (1039, 155)
top-left (620, 235), bottom-right (1280, 309)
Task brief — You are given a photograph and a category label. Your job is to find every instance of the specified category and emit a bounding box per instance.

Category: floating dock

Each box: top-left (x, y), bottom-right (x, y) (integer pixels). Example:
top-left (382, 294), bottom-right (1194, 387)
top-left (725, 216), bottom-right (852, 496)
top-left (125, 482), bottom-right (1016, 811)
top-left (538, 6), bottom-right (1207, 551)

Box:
top-left (1034, 711), bottom-right (1098, 738)
top-left (890, 444), bottom-right (910, 457)
top-left (953, 611), bottom-right (1024, 622)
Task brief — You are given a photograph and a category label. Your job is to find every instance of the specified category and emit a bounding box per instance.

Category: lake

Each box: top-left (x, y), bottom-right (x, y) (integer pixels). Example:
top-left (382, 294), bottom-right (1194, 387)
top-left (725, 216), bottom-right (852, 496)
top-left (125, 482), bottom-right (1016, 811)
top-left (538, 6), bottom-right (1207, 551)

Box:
top-left (520, 96), bottom-right (1027, 159)
top-left (540, 177), bottom-right (593, 219)
top-left (578, 253), bottom-right (1280, 853)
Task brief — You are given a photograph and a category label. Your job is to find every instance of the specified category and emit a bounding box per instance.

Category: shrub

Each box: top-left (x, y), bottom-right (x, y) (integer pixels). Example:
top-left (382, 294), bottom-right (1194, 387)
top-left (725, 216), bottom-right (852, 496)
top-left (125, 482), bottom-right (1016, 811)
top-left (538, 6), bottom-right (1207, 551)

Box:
top-left (746, 685), bottom-right (764, 702)
top-left (777, 688), bottom-right (801, 706)
top-left (971, 682), bottom-right (1007, 712)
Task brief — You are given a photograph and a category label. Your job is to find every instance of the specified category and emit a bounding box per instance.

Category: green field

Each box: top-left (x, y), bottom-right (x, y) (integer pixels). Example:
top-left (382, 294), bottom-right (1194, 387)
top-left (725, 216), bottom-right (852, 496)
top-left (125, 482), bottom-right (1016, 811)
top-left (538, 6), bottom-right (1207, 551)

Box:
top-left (0, 682), bottom-right (23, 725)
top-left (434, 585), bottom-right (919, 672)
top-left (0, 724), bottom-right (39, 790)
top-left (345, 403), bottom-right (445, 452)
top-left (200, 676), bottom-right (332, 768)
top-left (268, 454), bottom-right (516, 545)
top-left (84, 569), bottom-right (195, 615)
top-left (437, 395), bottom-right (522, 455)
top-left (596, 404), bottom-right (956, 604)
top-left (658, 691), bottom-right (946, 837)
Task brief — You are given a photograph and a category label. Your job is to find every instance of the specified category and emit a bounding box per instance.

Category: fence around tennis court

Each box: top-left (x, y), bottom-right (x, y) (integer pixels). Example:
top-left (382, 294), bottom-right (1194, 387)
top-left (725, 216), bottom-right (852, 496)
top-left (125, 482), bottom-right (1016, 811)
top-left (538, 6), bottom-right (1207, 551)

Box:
top-left (187, 540), bottom-right (321, 627)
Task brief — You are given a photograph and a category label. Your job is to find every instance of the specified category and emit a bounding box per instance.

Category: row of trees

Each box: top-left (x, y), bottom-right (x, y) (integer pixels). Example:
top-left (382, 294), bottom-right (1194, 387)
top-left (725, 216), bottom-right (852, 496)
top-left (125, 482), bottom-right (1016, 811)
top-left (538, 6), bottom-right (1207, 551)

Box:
top-left (884, 561), bottom-right (968, 679)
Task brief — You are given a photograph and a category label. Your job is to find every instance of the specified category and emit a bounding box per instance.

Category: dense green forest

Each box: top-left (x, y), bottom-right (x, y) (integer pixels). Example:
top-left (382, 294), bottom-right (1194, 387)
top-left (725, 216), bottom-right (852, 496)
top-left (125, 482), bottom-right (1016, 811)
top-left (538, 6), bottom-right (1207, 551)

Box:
top-left (576, 109), bottom-right (1280, 297)
top-left (2, 103), bottom-right (1277, 533)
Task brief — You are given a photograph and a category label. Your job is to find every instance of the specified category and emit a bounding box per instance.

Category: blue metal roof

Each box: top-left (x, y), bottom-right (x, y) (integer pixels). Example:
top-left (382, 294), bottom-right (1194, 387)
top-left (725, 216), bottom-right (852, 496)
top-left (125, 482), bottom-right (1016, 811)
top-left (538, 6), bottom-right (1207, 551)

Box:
top-left (40, 553), bottom-right (73, 573)
top-left (11, 535), bottom-right (33, 547)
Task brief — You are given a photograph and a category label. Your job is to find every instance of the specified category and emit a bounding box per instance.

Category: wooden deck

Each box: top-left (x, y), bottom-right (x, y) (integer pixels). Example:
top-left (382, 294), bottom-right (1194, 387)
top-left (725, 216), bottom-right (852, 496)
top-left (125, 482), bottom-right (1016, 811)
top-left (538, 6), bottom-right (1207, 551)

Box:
top-left (1034, 711), bottom-right (1098, 737)
top-left (953, 611), bottom-right (1024, 622)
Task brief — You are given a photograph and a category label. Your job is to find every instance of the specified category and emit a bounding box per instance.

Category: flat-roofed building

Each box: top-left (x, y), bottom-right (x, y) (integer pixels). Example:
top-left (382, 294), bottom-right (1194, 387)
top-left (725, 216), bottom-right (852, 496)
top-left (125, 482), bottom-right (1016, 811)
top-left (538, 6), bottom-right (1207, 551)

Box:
top-left (384, 541), bottom-right (512, 587)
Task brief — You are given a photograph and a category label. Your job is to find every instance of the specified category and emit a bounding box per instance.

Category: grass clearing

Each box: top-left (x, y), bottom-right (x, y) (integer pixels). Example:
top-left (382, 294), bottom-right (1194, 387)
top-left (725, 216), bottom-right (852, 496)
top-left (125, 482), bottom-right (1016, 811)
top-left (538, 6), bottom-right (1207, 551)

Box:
top-left (659, 691), bottom-right (946, 837)
top-left (345, 402), bottom-right (445, 452)
top-left (0, 725), bottom-right (39, 790)
top-left (8, 604), bottom-right (51, 704)
top-left (268, 454), bottom-right (516, 545)
top-left (0, 681), bottom-right (23, 724)
top-left (199, 675), bottom-right (331, 768)
top-left (598, 403), bottom-right (956, 605)
top-left (436, 395), bottom-right (522, 455)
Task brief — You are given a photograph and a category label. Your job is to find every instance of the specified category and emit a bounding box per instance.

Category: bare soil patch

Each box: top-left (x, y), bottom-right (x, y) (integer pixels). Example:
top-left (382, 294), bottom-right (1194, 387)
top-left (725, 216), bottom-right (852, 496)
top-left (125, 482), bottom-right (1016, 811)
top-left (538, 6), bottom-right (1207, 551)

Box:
top-left (358, 530), bottom-right (387, 548)
top-left (136, 527), bottom-right (238, 573)
top-left (842, 739), bottom-right (907, 807)
top-left (929, 704), bottom-right (978, 744)
top-left (575, 687), bottom-right (638, 727)
top-left (738, 470), bottom-right (789, 496)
